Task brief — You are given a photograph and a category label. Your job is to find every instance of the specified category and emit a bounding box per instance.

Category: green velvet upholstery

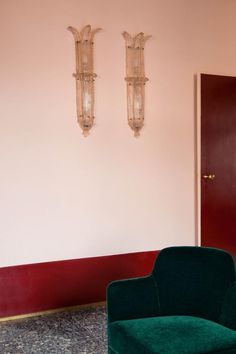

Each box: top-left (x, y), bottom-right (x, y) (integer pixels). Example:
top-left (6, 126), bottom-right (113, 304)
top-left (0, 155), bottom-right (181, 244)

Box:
top-left (109, 316), bottom-right (236, 354)
top-left (107, 247), bottom-right (236, 354)
top-left (108, 348), bottom-right (116, 354)
top-left (153, 247), bottom-right (235, 321)
top-left (107, 275), bottom-right (160, 323)
top-left (220, 282), bottom-right (236, 330)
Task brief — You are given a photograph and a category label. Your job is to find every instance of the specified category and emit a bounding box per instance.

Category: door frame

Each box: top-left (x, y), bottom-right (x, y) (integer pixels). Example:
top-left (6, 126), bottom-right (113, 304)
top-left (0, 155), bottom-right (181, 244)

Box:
top-left (196, 72), bottom-right (201, 247)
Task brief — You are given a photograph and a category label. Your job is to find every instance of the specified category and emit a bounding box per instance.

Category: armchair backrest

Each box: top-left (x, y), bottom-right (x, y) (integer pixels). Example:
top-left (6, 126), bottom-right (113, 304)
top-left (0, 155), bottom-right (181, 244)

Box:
top-left (152, 247), bottom-right (235, 322)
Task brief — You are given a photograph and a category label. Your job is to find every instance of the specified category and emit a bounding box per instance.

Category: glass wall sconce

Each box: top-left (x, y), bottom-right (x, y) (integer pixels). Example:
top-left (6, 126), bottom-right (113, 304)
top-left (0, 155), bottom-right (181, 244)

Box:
top-left (122, 31), bottom-right (151, 137)
top-left (68, 25), bottom-right (101, 136)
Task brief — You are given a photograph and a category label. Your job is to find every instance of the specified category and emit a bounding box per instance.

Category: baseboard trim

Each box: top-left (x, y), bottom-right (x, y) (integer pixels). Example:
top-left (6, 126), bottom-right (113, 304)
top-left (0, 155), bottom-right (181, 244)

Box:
top-left (0, 250), bottom-right (158, 318)
top-left (0, 301), bottom-right (106, 323)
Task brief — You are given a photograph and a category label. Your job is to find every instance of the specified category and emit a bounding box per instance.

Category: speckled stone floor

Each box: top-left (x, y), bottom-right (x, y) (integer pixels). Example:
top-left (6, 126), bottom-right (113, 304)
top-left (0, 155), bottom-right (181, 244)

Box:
top-left (0, 305), bottom-right (107, 354)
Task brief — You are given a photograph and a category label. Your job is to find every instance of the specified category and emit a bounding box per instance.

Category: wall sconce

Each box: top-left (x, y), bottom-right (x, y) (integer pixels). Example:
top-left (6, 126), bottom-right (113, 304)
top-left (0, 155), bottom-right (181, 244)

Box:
top-left (122, 31), bottom-right (151, 137)
top-left (68, 25), bottom-right (101, 136)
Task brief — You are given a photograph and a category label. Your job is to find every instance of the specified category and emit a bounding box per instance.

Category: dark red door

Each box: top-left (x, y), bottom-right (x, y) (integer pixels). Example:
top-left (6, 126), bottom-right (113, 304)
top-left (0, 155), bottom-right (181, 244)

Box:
top-left (201, 74), bottom-right (236, 258)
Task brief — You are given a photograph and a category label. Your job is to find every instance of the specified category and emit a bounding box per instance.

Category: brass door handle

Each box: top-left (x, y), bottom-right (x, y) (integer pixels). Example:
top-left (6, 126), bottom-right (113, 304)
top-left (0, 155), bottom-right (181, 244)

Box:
top-left (202, 174), bottom-right (215, 180)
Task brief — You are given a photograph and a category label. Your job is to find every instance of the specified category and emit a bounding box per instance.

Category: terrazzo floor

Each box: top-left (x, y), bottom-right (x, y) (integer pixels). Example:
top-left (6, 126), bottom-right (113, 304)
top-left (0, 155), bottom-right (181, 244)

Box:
top-left (0, 305), bottom-right (107, 354)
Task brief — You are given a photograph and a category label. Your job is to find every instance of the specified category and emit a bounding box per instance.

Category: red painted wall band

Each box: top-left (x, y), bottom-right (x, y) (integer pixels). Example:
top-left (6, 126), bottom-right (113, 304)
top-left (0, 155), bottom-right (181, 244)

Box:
top-left (0, 251), bottom-right (158, 318)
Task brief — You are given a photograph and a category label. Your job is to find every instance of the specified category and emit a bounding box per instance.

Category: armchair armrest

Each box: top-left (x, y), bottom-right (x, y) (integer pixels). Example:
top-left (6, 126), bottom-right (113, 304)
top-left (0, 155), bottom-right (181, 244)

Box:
top-left (220, 281), bottom-right (236, 330)
top-left (107, 275), bottom-right (160, 323)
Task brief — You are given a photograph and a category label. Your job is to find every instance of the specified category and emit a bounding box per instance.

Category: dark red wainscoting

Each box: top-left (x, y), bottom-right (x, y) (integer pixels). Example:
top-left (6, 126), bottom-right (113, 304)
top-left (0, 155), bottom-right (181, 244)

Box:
top-left (0, 250), bottom-right (158, 318)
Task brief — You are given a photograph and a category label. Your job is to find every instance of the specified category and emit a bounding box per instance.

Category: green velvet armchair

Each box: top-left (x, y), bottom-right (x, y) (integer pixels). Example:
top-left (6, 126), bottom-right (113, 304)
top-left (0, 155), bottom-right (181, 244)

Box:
top-left (107, 247), bottom-right (236, 354)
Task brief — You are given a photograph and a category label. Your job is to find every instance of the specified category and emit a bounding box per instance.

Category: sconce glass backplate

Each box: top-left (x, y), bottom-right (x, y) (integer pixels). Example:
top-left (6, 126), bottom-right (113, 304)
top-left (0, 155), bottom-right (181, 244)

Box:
top-left (68, 25), bottom-right (101, 136)
top-left (122, 31), bottom-right (151, 137)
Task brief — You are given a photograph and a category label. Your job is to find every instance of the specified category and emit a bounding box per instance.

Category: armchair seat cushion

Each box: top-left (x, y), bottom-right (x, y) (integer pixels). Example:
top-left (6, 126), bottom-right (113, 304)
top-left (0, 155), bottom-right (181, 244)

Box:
top-left (109, 316), bottom-right (236, 354)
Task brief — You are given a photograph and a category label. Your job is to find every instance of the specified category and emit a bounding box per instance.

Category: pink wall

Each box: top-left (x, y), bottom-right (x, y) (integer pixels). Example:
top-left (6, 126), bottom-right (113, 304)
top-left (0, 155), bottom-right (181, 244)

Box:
top-left (0, 0), bottom-right (236, 267)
